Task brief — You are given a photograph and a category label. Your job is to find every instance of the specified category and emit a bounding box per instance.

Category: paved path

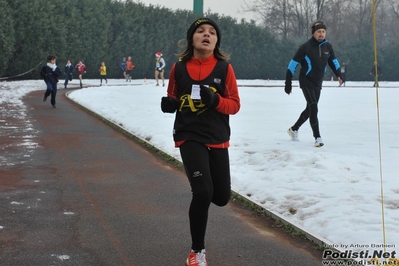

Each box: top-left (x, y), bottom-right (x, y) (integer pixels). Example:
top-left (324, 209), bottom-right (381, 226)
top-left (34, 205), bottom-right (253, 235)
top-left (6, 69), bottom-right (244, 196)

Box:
top-left (0, 88), bottom-right (323, 265)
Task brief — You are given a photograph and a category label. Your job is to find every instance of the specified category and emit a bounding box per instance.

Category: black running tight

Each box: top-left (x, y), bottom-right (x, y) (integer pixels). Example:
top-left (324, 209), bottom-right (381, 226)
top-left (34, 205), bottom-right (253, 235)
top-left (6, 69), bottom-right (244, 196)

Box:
top-left (292, 86), bottom-right (321, 138)
top-left (179, 141), bottom-right (231, 251)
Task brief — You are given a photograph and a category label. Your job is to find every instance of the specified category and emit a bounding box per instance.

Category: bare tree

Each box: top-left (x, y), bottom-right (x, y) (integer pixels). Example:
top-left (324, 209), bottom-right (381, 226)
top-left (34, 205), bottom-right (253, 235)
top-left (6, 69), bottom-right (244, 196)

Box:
top-left (243, 0), bottom-right (292, 39)
top-left (243, 0), bottom-right (330, 39)
top-left (243, 0), bottom-right (397, 44)
top-left (390, 0), bottom-right (399, 19)
top-left (315, 0), bottom-right (326, 19)
top-left (387, 0), bottom-right (399, 41)
top-left (291, 0), bottom-right (317, 37)
top-left (320, 0), bottom-right (351, 42)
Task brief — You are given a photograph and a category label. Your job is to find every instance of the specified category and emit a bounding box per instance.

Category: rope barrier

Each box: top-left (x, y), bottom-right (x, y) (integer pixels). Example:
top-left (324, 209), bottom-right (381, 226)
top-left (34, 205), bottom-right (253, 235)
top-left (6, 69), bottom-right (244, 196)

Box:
top-left (0, 60), bottom-right (43, 81)
top-left (371, 0), bottom-right (387, 256)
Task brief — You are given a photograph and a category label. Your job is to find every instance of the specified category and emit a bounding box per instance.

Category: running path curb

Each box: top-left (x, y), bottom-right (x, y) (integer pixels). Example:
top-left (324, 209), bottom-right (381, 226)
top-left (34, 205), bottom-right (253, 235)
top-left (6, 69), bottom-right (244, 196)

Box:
top-left (64, 90), bottom-right (341, 255)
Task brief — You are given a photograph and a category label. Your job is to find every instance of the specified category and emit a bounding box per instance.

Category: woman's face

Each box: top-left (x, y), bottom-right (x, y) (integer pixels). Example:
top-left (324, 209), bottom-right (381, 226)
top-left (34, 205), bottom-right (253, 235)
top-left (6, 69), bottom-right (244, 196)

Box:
top-left (192, 24), bottom-right (217, 57)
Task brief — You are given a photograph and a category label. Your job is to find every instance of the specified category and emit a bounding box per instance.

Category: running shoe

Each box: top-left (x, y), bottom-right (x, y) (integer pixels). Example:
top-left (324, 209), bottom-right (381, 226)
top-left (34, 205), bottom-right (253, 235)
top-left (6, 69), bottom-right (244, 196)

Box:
top-left (314, 137), bottom-right (324, 147)
top-left (186, 249), bottom-right (208, 266)
top-left (287, 127), bottom-right (299, 141)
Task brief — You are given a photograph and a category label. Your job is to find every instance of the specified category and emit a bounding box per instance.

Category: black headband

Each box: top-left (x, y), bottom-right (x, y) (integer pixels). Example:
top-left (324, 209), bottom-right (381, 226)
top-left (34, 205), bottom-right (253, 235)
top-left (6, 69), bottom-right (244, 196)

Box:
top-left (312, 24), bottom-right (327, 34)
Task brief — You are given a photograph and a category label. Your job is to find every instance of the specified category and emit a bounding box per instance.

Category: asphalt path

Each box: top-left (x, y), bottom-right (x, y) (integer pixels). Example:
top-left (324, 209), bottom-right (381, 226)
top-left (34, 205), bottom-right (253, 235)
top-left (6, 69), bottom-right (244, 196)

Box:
top-left (0, 87), bottom-right (323, 265)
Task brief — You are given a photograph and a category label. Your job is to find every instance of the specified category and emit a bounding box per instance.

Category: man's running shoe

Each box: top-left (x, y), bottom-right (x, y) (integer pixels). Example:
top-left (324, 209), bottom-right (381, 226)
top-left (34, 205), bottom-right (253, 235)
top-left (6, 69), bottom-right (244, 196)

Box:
top-left (186, 249), bottom-right (208, 266)
top-left (43, 96), bottom-right (47, 102)
top-left (287, 127), bottom-right (298, 141)
top-left (314, 137), bottom-right (324, 147)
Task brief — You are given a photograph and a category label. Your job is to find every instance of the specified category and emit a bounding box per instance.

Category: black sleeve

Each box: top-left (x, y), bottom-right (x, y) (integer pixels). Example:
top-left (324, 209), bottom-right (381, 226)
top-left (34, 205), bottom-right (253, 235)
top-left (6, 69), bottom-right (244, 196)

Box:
top-left (40, 66), bottom-right (47, 79)
top-left (54, 67), bottom-right (62, 77)
top-left (327, 44), bottom-right (342, 79)
top-left (285, 41), bottom-right (307, 83)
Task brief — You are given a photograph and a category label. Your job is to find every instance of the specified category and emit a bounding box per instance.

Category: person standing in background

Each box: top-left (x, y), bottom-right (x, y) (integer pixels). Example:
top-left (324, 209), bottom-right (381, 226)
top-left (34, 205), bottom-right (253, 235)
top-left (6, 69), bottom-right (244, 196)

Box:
top-left (75, 59), bottom-right (86, 88)
top-left (64, 59), bottom-right (74, 89)
top-left (99, 62), bottom-right (107, 86)
top-left (339, 61), bottom-right (347, 87)
top-left (284, 20), bottom-right (343, 147)
top-left (120, 57), bottom-right (127, 79)
top-left (370, 62), bottom-right (382, 87)
top-left (161, 18), bottom-right (240, 266)
top-left (40, 55), bottom-right (62, 108)
top-left (155, 52), bottom-right (166, 86)
top-left (125, 56), bottom-right (135, 82)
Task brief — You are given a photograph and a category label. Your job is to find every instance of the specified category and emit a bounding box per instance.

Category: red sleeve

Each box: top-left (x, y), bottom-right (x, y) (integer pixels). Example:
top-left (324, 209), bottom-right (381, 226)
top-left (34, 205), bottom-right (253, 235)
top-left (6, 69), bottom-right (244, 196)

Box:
top-left (167, 61), bottom-right (240, 115)
top-left (215, 64), bottom-right (240, 115)
top-left (166, 63), bottom-right (179, 101)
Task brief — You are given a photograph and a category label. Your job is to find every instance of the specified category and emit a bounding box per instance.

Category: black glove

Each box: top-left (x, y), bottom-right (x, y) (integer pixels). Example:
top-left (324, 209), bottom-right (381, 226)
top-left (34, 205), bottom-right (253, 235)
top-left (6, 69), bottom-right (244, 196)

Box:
top-left (200, 85), bottom-right (220, 108)
top-left (284, 81), bottom-right (292, 95)
top-left (161, 96), bottom-right (179, 113)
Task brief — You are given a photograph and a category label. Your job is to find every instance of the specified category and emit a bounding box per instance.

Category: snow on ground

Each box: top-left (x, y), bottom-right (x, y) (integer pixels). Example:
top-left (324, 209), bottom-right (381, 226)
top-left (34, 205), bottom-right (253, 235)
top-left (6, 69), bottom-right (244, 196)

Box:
top-left (2, 78), bottom-right (398, 257)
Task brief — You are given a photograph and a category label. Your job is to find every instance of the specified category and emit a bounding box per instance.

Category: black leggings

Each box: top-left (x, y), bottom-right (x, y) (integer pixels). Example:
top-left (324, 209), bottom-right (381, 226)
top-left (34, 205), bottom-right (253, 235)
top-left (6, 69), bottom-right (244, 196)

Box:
top-left (179, 141), bottom-right (231, 251)
top-left (292, 86), bottom-right (321, 138)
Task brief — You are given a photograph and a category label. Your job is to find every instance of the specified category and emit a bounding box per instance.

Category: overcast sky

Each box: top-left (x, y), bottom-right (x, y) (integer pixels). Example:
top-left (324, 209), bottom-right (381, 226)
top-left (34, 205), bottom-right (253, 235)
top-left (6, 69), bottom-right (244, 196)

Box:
top-left (137, 0), bottom-right (254, 21)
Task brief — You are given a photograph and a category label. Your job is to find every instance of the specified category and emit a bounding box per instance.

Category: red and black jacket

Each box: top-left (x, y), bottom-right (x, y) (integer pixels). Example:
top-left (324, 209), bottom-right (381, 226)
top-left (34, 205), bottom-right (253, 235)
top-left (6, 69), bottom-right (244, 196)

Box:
top-left (167, 55), bottom-right (240, 148)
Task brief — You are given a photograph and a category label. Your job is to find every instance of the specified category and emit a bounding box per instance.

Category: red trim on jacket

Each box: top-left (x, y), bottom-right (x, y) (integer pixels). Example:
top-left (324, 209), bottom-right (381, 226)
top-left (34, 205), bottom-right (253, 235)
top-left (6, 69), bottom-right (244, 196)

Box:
top-left (167, 55), bottom-right (240, 148)
top-left (126, 60), bottom-right (134, 70)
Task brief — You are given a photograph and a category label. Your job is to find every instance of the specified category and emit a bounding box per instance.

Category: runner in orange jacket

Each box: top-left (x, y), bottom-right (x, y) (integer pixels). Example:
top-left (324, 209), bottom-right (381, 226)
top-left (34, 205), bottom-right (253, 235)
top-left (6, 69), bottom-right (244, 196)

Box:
top-left (125, 56), bottom-right (135, 82)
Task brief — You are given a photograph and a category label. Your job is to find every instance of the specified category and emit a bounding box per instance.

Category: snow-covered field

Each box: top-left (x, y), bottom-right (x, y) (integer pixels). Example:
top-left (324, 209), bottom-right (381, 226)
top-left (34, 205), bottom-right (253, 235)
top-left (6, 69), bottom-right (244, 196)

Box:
top-left (2, 78), bottom-right (398, 258)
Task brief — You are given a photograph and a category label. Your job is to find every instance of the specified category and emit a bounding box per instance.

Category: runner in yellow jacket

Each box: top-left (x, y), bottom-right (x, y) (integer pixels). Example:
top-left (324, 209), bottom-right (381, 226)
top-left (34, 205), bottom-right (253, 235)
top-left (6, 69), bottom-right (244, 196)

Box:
top-left (99, 62), bottom-right (107, 86)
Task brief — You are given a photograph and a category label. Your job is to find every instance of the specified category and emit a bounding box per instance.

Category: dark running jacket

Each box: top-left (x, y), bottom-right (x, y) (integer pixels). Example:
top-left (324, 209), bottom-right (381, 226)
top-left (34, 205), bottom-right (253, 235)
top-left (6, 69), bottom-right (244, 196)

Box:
top-left (40, 64), bottom-right (62, 85)
top-left (167, 55), bottom-right (240, 148)
top-left (65, 64), bottom-right (74, 77)
top-left (173, 60), bottom-right (230, 145)
top-left (286, 37), bottom-right (342, 90)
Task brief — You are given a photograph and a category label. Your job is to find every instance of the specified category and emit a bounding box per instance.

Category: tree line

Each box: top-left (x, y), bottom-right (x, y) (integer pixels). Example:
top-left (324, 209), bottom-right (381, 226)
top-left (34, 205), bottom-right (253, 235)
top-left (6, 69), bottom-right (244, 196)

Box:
top-left (243, 0), bottom-right (399, 81)
top-left (0, 0), bottom-right (397, 82)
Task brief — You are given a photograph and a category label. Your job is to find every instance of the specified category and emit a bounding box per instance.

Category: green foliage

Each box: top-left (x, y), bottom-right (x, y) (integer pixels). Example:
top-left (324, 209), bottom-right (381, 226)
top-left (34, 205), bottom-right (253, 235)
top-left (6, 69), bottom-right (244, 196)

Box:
top-left (228, 21), bottom-right (273, 79)
top-left (377, 42), bottom-right (398, 81)
top-left (6, 0), bottom-right (62, 77)
top-left (0, 0), bottom-right (15, 76)
top-left (333, 38), bottom-right (374, 81)
top-left (1, 0), bottom-right (397, 81)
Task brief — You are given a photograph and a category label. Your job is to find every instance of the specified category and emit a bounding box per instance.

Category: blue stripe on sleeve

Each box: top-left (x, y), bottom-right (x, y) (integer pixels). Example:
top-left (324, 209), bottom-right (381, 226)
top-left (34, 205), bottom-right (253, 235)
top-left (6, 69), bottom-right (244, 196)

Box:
top-left (304, 56), bottom-right (312, 75)
top-left (288, 60), bottom-right (299, 75)
top-left (332, 59), bottom-right (340, 70)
